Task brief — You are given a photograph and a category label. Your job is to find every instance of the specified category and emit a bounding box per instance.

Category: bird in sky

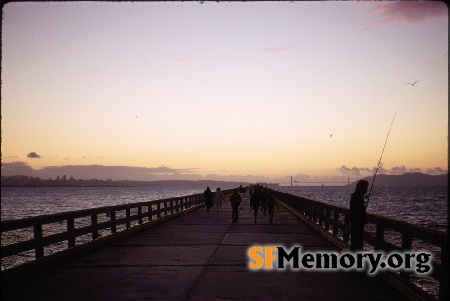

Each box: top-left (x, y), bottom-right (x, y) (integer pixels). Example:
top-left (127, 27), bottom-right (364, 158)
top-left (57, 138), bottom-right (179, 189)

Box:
top-left (406, 80), bottom-right (419, 86)
top-left (330, 134), bottom-right (333, 137)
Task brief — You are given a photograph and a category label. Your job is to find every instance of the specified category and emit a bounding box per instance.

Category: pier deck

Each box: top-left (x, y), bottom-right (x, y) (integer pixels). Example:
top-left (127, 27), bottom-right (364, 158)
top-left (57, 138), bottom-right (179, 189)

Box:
top-left (2, 194), bottom-right (409, 301)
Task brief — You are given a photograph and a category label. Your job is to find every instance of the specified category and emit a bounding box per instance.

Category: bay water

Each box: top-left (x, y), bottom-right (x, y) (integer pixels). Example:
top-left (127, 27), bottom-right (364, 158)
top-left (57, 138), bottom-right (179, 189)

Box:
top-left (1, 185), bottom-right (447, 231)
top-left (1, 184), bottom-right (447, 298)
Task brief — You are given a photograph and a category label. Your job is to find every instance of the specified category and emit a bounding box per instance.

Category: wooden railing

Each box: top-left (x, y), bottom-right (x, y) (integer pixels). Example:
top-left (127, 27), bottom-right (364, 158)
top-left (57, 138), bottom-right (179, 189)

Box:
top-left (1, 189), bottom-right (233, 275)
top-left (269, 189), bottom-right (447, 301)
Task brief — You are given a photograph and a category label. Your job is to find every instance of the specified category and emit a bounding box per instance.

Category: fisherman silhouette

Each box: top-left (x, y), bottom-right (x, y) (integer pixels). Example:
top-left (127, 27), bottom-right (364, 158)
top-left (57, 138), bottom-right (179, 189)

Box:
top-left (350, 180), bottom-right (369, 251)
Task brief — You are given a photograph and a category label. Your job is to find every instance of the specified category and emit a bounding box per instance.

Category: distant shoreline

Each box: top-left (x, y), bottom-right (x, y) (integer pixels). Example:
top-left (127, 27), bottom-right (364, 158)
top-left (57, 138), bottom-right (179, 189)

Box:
top-left (1, 172), bottom-right (447, 187)
top-left (0, 177), bottom-right (250, 188)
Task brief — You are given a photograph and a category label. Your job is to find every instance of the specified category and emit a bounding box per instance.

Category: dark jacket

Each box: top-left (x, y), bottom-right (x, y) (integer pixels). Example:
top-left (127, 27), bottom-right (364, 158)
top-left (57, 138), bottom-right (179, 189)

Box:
top-left (230, 192), bottom-right (242, 207)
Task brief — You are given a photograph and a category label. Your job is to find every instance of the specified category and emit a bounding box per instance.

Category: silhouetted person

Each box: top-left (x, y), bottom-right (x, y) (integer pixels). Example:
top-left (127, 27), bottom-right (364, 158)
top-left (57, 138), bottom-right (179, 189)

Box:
top-left (350, 179), bottom-right (369, 251)
top-left (239, 185), bottom-right (246, 196)
top-left (214, 187), bottom-right (224, 212)
top-left (203, 186), bottom-right (213, 213)
top-left (265, 192), bottom-right (279, 224)
top-left (260, 189), bottom-right (268, 215)
top-left (249, 184), bottom-right (254, 196)
top-left (229, 189), bottom-right (242, 223)
top-left (250, 185), bottom-right (262, 224)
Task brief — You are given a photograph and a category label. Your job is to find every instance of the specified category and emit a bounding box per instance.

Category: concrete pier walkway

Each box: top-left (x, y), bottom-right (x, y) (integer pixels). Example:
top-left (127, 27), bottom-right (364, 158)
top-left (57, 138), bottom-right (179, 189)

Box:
top-left (2, 193), bottom-right (409, 301)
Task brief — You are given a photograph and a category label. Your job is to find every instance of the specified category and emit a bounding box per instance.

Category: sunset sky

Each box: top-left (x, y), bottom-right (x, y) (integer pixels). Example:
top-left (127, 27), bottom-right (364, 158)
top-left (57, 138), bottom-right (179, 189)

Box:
top-left (1, 1), bottom-right (448, 184)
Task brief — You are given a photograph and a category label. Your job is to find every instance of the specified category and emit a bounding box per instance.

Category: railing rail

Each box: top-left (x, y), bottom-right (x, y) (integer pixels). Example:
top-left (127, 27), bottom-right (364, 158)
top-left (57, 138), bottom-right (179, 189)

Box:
top-left (1, 189), bottom-right (233, 273)
top-left (269, 189), bottom-right (447, 301)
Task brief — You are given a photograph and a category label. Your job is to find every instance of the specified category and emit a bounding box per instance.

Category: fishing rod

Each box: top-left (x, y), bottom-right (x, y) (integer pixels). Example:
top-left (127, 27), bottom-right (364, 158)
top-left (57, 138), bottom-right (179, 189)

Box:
top-left (365, 112), bottom-right (396, 208)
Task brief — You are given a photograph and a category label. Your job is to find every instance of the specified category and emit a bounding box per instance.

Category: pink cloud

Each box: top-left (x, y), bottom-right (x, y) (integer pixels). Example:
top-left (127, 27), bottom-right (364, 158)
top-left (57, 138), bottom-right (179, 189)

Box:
top-left (368, 1), bottom-right (447, 26)
top-left (262, 45), bottom-right (298, 54)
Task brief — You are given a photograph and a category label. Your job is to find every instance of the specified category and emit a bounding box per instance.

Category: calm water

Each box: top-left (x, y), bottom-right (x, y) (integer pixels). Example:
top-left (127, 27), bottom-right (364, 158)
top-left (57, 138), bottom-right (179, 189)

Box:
top-left (1, 185), bottom-right (447, 231)
top-left (0, 185), bottom-right (237, 221)
top-left (1, 185), bottom-right (447, 298)
top-left (276, 185), bottom-right (448, 232)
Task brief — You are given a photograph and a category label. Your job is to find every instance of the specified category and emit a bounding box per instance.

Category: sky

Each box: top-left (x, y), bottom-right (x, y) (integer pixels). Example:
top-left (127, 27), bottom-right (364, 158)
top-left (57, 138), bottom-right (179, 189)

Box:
top-left (1, 1), bottom-right (448, 184)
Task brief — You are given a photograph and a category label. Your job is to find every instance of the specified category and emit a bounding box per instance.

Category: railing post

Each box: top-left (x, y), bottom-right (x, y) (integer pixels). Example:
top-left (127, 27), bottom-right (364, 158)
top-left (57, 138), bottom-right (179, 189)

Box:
top-left (307, 201), bottom-right (313, 219)
top-left (333, 211), bottom-right (339, 236)
top-left (311, 204), bottom-right (316, 223)
top-left (126, 208), bottom-right (131, 229)
top-left (325, 208), bottom-right (330, 232)
top-left (171, 200), bottom-right (174, 215)
top-left (91, 214), bottom-right (99, 240)
top-left (157, 203), bottom-right (161, 218)
top-left (343, 215), bottom-right (350, 243)
top-left (375, 225), bottom-right (385, 249)
top-left (67, 218), bottom-right (75, 248)
top-left (33, 224), bottom-right (44, 259)
top-left (400, 233), bottom-right (412, 279)
top-left (318, 205), bottom-right (323, 226)
top-left (138, 206), bottom-right (143, 225)
top-left (401, 233), bottom-right (412, 250)
top-left (148, 204), bottom-right (152, 221)
top-left (111, 211), bottom-right (117, 234)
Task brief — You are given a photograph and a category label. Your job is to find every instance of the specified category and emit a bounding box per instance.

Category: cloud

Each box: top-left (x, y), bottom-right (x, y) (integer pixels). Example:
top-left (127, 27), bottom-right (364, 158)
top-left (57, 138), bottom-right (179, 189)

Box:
top-left (27, 152), bottom-right (41, 159)
top-left (336, 165), bottom-right (365, 176)
top-left (367, 1), bottom-right (447, 26)
top-left (336, 164), bottom-right (390, 176)
top-left (337, 164), bottom-right (448, 177)
top-left (261, 45), bottom-right (298, 54)
top-left (390, 165), bottom-right (408, 175)
top-left (426, 167), bottom-right (447, 175)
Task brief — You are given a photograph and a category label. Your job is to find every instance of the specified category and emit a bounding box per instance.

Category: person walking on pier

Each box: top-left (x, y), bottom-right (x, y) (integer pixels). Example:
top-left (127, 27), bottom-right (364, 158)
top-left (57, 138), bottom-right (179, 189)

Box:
top-left (250, 185), bottom-right (262, 224)
top-left (214, 187), bottom-right (225, 212)
top-left (265, 192), bottom-right (279, 224)
top-left (203, 186), bottom-right (213, 212)
top-left (350, 179), bottom-right (369, 251)
top-left (229, 189), bottom-right (242, 223)
top-left (260, 189), bottom-right (268, 215)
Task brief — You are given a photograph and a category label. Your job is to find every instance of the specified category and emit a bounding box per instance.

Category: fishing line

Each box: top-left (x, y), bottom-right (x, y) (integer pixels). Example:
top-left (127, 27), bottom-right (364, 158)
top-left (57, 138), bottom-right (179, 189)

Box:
top-left (366, 112), bottom-right (396, 208)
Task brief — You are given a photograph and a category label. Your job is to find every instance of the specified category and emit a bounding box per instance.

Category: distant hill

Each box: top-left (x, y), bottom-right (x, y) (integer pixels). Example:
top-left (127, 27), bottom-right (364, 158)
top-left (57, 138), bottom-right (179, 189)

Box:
top-left (353, 172), bottom-right (448, 187)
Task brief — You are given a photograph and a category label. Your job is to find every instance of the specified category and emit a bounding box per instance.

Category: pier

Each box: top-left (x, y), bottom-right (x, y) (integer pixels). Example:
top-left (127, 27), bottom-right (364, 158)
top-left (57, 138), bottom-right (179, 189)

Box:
top-left (1, 190), bottom-right (447, 301)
